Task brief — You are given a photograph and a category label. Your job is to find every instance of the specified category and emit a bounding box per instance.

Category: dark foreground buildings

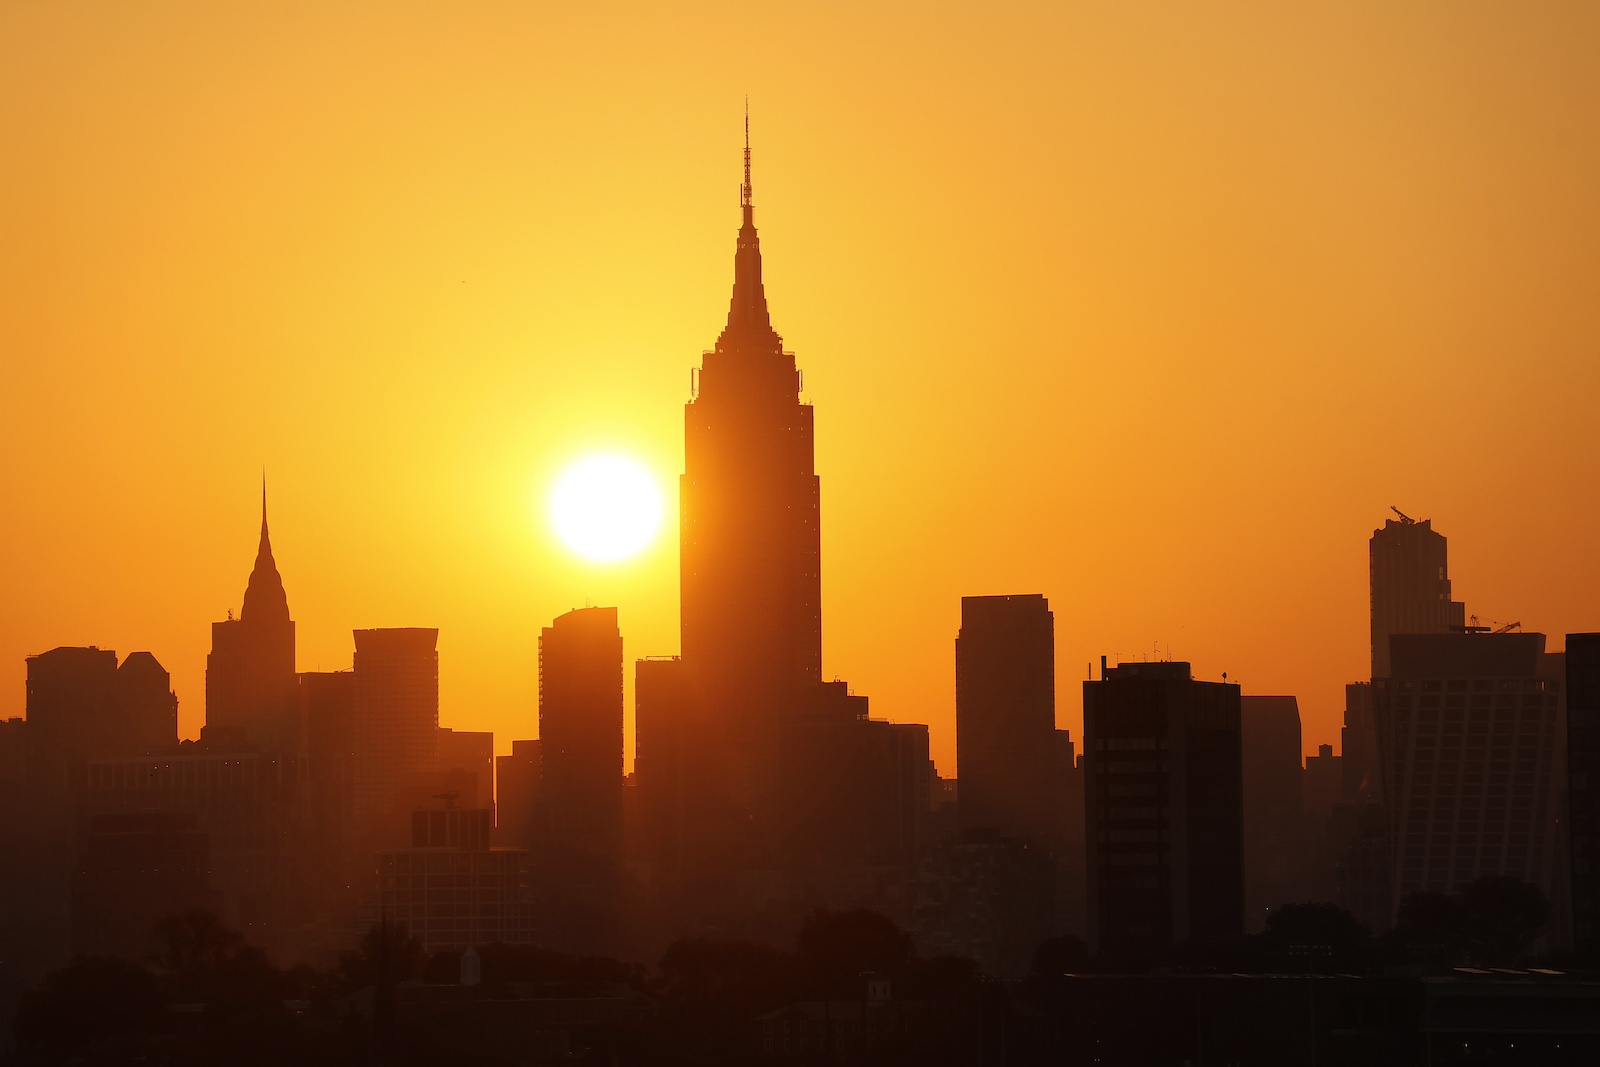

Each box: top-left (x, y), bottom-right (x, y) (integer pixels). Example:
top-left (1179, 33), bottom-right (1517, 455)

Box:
top-left (1084, 660), bottom-right (1244, 959)
top-left (1373, 632), bottom-right (1565, 916)
top-left (1240, 694), bottom-right (1304, 930)
top-left (1571, 632), bottom-right (1600, 960)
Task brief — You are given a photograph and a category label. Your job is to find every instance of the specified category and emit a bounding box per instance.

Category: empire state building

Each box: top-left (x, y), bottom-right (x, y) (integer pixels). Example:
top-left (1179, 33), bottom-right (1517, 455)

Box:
top-left (678, 125), bottom-right (822, 827)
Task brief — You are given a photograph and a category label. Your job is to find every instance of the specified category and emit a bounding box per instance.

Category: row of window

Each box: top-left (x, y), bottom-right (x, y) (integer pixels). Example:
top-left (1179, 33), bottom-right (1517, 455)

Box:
top-left (1388, 679), bottom-right (1556, 694)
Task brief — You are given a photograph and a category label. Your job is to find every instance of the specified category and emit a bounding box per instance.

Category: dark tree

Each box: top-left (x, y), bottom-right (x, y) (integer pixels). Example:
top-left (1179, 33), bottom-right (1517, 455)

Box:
top-left (150, 907), bottom-right (243, 983)
top-left (794, 907), bottom-right (915, 995)
top-left (339, 918), bottom-right (424, 989)
top-left (1460, 875), bottom-right (1550, 965)
top-left (1389, 891), bottom-right (1469, 966)
top-left (1030, 933), bottom-right (1089, 977)
top-left (657, 935), bottom-right (796, 1009)
top-left (13, 955), bottom-right (165, 1052)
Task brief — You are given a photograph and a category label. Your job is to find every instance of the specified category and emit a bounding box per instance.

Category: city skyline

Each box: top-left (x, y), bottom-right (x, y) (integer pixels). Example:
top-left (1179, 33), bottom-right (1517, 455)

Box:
top-left (5, 3), bottom-right (1600, 776)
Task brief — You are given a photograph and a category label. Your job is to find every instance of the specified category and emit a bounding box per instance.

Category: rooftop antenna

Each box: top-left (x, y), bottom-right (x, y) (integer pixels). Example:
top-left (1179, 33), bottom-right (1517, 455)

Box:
top-left (742, 98), bottom-right (752, 209)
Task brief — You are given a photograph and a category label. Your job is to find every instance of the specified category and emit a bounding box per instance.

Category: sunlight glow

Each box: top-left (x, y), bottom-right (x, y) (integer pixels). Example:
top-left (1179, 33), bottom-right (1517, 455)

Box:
top-left (549, 455), bottom-right (662, 562)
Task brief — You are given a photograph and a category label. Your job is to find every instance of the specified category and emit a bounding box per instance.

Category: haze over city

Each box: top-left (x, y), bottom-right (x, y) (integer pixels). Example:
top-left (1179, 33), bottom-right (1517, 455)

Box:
top-left (4, 5), bottom-right (1600, 1064)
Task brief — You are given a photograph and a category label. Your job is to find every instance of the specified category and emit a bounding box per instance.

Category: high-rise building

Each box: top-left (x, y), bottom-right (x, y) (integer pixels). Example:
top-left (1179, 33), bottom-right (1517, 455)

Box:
top-left (538, 608), bottom-right (624, 865)
top-left (777, 683), bottom-right (931, 873)
top-left (206, 493), bottom-right (297, 752)
top-left (1373, 632), bottom-right (1565, 911)
top-left (25, 646), bottom-right (177, 769)
top-left (301, 669), bottom-right (356, 914)
top-left (1053, 728), bottom-right (1088, 937)
top-left (633, 657), bottom-right (694, 874)
top-left (678, 126), bottom-right (821, 830)
top-left (956, 594), bottom-right (1056, 845)
top-left (1568, 633), bottom-right (1600, 960)
top-left (1341, 681), bottom-right (1379, 802)
top-left (1084, 661), bottom-right (1244, 959)
top-left (351, 628), bottom-right (440, 844)
top-left (1241, 695), bottom-right (1304, 929)
top-left (71, 811), bottom-right (211, 958)
top-left (1370, 511), bottom-right (1466, 681)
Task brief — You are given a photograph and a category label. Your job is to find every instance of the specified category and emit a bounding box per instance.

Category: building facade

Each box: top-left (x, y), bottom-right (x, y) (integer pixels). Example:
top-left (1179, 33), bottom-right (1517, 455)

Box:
top-left (538, 607), bottom-right (624, 865)
top-left (1241, 695), bottom-right (1304, 930)
top-left (1084, 661), bottom-right (1244, 959)
top-left (375, 806), bottom-right (533, 954)
top-left (352, 628), bottom-right (440, 845)
top-left (25, 646), bottom-right (177, 770)
top-left (1569, 633), bottom-right (1600, 960)
top-left (1373, 632), bottom-right (1565, 912)
top-left (955, 594), bottom-right (1057, 845)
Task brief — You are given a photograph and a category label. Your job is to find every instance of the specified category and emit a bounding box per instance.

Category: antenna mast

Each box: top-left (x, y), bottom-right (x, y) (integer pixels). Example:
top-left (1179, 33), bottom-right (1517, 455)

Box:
top-left (742, 99), bottom-right (752, 208)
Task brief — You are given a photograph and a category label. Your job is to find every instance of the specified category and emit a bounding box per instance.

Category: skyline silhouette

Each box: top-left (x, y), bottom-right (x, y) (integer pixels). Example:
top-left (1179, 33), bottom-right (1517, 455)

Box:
top-left (3, 9), bottom-right (1600, 1051)
top-left (5, 4), bottom-right (1598, 774)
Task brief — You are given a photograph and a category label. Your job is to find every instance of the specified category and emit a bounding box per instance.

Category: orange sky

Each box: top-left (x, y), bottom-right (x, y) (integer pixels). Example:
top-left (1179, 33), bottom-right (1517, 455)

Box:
top-left (2, 1), bottom-right (1597, 773)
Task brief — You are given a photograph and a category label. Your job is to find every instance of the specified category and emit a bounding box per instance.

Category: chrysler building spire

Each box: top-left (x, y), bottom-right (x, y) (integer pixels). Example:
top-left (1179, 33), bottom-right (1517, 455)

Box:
top-left (241, 479), bottom-right (290, 624)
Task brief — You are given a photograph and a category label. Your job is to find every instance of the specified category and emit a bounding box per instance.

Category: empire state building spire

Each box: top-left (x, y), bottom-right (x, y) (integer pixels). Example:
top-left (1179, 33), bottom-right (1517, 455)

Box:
top-left (719, 106), bottom-right (780, 352)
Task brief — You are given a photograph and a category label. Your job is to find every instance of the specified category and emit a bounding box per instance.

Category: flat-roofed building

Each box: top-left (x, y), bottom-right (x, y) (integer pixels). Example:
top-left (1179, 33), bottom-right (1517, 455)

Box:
top-left (1374, 632), bottom-right (1565, 914)
top-left (1084, 660), bottom-right (1243, 960)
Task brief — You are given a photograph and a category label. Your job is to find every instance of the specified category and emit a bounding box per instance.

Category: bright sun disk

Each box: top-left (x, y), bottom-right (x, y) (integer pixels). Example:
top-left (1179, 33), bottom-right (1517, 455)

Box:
top-left (549, 455), bottom-right (662, 562)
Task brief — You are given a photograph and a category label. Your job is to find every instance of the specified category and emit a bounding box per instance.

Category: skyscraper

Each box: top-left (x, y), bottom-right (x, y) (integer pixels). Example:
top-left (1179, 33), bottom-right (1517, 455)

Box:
top-left (1240, 694), bottom-right (1304, 929)
top-left (538, 607), bottom-right (624, 865)
top-left (1567, 633), bottom-right (1600, 960)
top-left (206, 491), bottom-right (297, 752)
top-left (537, 607), bottom-right (624, 953)
top-left (1370, 511), bottom-right (1466, 680)
top-left (956, 594), bottom-right (1056, 845)
top-left (679, 122), bottom-right (821, 828)
top-left (1084, 660), bottom-right (1244, 959)
top-left (1373, 632), bottom-right (1564, 911)
top-left (351, 627), bottom-right (440, 844)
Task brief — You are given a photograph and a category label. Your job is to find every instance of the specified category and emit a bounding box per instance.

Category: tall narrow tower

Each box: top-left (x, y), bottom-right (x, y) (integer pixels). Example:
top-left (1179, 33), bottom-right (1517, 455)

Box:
top-left (679, 119), bottom-right (821, 824)
top-left (205, 488), bottom-right (297, 751)
top-left (1369, 511), bottom-right (1465, 679)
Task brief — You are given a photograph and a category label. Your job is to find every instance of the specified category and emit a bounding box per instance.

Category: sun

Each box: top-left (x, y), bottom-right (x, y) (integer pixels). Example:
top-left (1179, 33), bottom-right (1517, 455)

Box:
top-left (549, 455), bottom-right (663, 562)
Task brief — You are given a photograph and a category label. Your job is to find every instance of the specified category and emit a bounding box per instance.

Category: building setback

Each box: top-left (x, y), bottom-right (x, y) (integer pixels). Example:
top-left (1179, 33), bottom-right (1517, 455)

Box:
top-left (1084, 661), bottom-right (1243, 959)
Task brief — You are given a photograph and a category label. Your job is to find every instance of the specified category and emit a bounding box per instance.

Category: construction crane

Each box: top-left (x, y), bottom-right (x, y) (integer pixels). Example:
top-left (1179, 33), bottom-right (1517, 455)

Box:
top-left (1492, 621), bottom-right (1522, 634)
top-left (1391, 506), bottom-right (1416, 524)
